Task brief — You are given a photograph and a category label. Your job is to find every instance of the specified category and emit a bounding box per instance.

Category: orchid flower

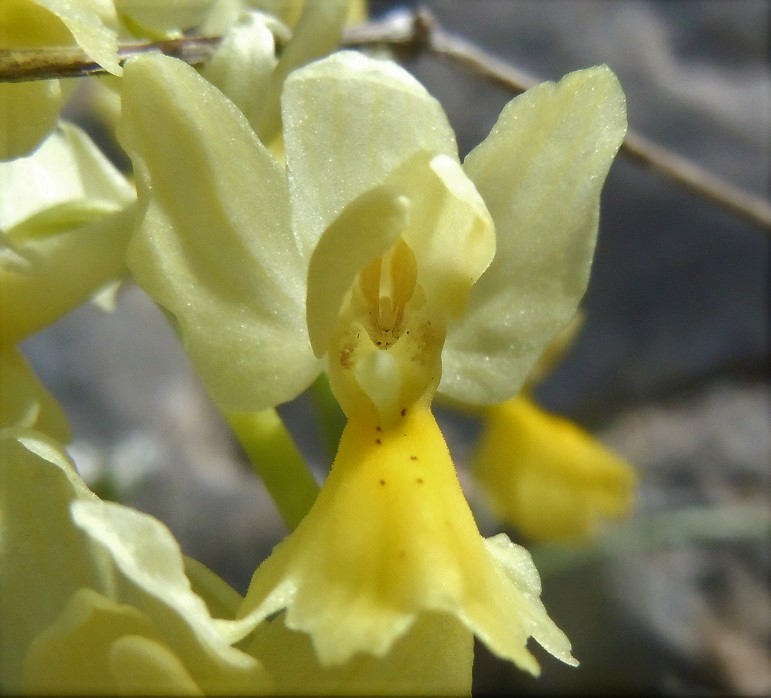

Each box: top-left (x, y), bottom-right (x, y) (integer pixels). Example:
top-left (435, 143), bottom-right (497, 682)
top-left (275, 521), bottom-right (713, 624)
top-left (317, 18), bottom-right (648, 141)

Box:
top-left (0, 122), bottom-right (135, 438)
top-left (118, 50), bottom-right (625, 676)
top-left (472, 396), bottom-right (636, 542)
top-left (469, 317), bottom-right (636, 542)
top-left (0, 0), bottom-right (121, 160)
top-left (0, 427), bottom-right (268, 694)
top-left (0, 424), bottom-right (483, 694)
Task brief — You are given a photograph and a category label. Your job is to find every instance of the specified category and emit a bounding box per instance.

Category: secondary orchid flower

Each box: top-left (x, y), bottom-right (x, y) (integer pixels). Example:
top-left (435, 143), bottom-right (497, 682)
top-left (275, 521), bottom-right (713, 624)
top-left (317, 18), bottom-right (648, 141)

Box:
top-left (118, 50), bottom-right (625, 676)
top-left (199, 0), bottom-right (355, 147)
top-left (0, 427), bottom-right (269, 694)
top-left (472, 396), bottom-right (636, 541)
top-left (470, 318), bottom-right (636, 542)
top-left (0, 0), bottom-right (121, 160)
top-left (0, 122), bottom-right (136, 438)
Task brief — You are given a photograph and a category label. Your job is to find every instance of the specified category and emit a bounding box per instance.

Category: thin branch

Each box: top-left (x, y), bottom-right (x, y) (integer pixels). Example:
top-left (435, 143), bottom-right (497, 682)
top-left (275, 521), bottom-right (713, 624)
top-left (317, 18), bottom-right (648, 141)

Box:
top-left (1, 9), bottom-right (768, 231)
top-left (0, 36), bottom-right (219, 82)
top-left (376, 10), bottom-right (771, 232)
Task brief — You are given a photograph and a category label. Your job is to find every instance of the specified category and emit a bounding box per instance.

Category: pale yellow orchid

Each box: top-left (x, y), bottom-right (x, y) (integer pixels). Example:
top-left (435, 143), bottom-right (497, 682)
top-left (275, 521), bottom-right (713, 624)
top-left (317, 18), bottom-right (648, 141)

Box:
top-left (118, 50), bottom-right (625, 678)
top-left (0, 0), bottom-right (121, 160)
top-left (0, 427), bottom-right (269, 694)
top-left (199, 0), bottom-right (354, 147)
top-left (0, 121), bottom-right (135, 437)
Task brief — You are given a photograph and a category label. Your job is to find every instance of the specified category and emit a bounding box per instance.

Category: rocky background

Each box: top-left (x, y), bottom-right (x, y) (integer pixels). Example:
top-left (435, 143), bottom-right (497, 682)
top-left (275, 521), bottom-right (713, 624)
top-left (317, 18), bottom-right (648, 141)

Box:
top-left (21, 1), bottom-right (769, 694)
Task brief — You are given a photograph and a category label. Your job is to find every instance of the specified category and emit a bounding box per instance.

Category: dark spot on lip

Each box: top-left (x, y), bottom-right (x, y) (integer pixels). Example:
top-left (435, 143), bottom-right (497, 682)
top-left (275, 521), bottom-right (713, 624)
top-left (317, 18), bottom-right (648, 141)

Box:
top-left (410, 455), bottom-right (417, 461)
top-left (400, 408), bottom-right (407, 417)
top-left (416, 478), bottom-right (424, 484)
top-left (379, 479), bottom-right (386, 485)
top-left (375, 426), bottom-right (382, 432)
top-left (375, 438), bottom-right (382, 445)
top-left (398, 550), bottom-right (406, 559)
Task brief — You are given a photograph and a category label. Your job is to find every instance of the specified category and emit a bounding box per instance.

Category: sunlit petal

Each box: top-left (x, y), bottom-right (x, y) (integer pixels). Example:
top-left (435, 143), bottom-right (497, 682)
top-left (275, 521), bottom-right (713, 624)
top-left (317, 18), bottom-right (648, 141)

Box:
top-left (441, 66), bottom-right (626, 404)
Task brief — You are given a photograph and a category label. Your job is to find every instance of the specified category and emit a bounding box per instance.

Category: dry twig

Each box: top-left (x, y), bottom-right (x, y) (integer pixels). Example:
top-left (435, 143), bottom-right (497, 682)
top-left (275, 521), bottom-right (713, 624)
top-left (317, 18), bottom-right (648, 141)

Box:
top-left (1, 9), bottom-right (768, 230)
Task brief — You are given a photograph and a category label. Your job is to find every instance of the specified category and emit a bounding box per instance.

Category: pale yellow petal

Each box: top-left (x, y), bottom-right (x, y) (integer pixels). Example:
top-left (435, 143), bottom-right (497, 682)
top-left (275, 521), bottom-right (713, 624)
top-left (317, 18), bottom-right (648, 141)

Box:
top-left (0, 429), bottom-right (267, 693)
top-left (118, 54), bottom-right (321, 411)
top-left (441, 66), bottom-right (626, 404)
top-left (36, 0), bottom-right (121, 74)
top-left (184, 556), bottom-right (243, 620)
top-left (0, 123), bottom-right (134, 343)
top-left (306, 186), bottom-right (409, 356)
top-left (282, 51), bottom-right (458, 262)
top-left (20, 588), bottom-right (180, 695)
top-left (200, 11), bottom-right (278, 138)
top-left (0, 81), bottom-right (63, 161)
top-left (110, 635), bottom-right (204, 695)
top-left (0, 203), bottom-right (135, 344)
top-left (247, 611), bottom-right (473, 696)
top-left (0, 1), bottom-right (119, 158)
top-left (115, 0), bottom-right (210, 38)
top-left (0, 347), bottom-right (70, 440)
top-left (0, 122), bottom-right (134, 232)
top-left (71, 499), bottom-right (267, 690)
top-left (398, 153), bottom-right (495, 320)
top-left (0, 0), bottom-right (68, 160)
top-left (0, 428), bottom-right (99, 691)
top-left (253, 0), bottom-right (350, 145)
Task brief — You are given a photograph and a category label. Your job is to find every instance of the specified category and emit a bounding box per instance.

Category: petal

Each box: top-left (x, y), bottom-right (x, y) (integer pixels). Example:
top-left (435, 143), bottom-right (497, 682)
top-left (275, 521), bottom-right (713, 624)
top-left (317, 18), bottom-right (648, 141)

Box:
top-left (118, 54), bottom-right (321, 411)
top-left (472, 397), bottom-right (636, 541)
top-left (184, 556), bottom-right (244, 621)
top-left (115, 0), bottom-right (210, 38)
top-left (246, 611), bottom-right (473, 696)
top-left (441, 66), bottom-right (627, 404)
top-left (251, 0), bottom-right (350, 145)
top-left (0, 429), bottom-right (267, 693)
top-left (1, 202), bottom-right (135, 344)
top-left (0, 0), bottom-right (120, 158)
top-left (306, 186), bottom-right (409, 356)
top-left (0, 81), bottom-right (63, 161)
top-left (0, 0), bottom-right (118, 159)
top-left (200, 11), bottom-right (278, 140)
top-left (37, 0), bottom-right (121, 74)
top-left (21, 588), bottom-right (198, 695)
top-left (110, 635), bottom-right (204, 695)
top-left (0, 123), bottom-right (135, 343)
top-left (238, 406), bottom-right (574, 674)
top-left (0, 122), bottom-right (134, 232)
top-left (71, 499), bottom-right (268, 690)
top-left (282, 51), bottom-right (458, 262)
top-left (398, 154), bottom-right (495, 320)
top-left (0, 347), bottom-right (70, 440)
top-left (0, 428), bottom-right (99, 691)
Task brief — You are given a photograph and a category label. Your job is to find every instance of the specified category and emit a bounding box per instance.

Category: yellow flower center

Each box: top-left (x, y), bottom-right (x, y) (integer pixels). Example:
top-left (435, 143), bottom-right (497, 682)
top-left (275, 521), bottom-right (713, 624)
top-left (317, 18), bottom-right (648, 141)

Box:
top-left (328, 239), bottom-right (444, 426)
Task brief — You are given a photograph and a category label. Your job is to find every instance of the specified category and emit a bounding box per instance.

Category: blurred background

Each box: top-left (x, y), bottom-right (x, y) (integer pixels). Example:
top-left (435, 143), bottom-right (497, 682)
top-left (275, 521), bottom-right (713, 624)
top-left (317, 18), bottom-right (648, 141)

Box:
top-left (21, 1), bottom-right (770, 694)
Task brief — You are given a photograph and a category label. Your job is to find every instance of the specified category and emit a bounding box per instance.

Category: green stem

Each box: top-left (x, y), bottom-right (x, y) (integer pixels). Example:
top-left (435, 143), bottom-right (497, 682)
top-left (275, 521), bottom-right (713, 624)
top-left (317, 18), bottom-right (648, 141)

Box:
top-left (531, 504), bottom-right (771, 577)
top-left (226, 409), bottom-right (319, 532)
